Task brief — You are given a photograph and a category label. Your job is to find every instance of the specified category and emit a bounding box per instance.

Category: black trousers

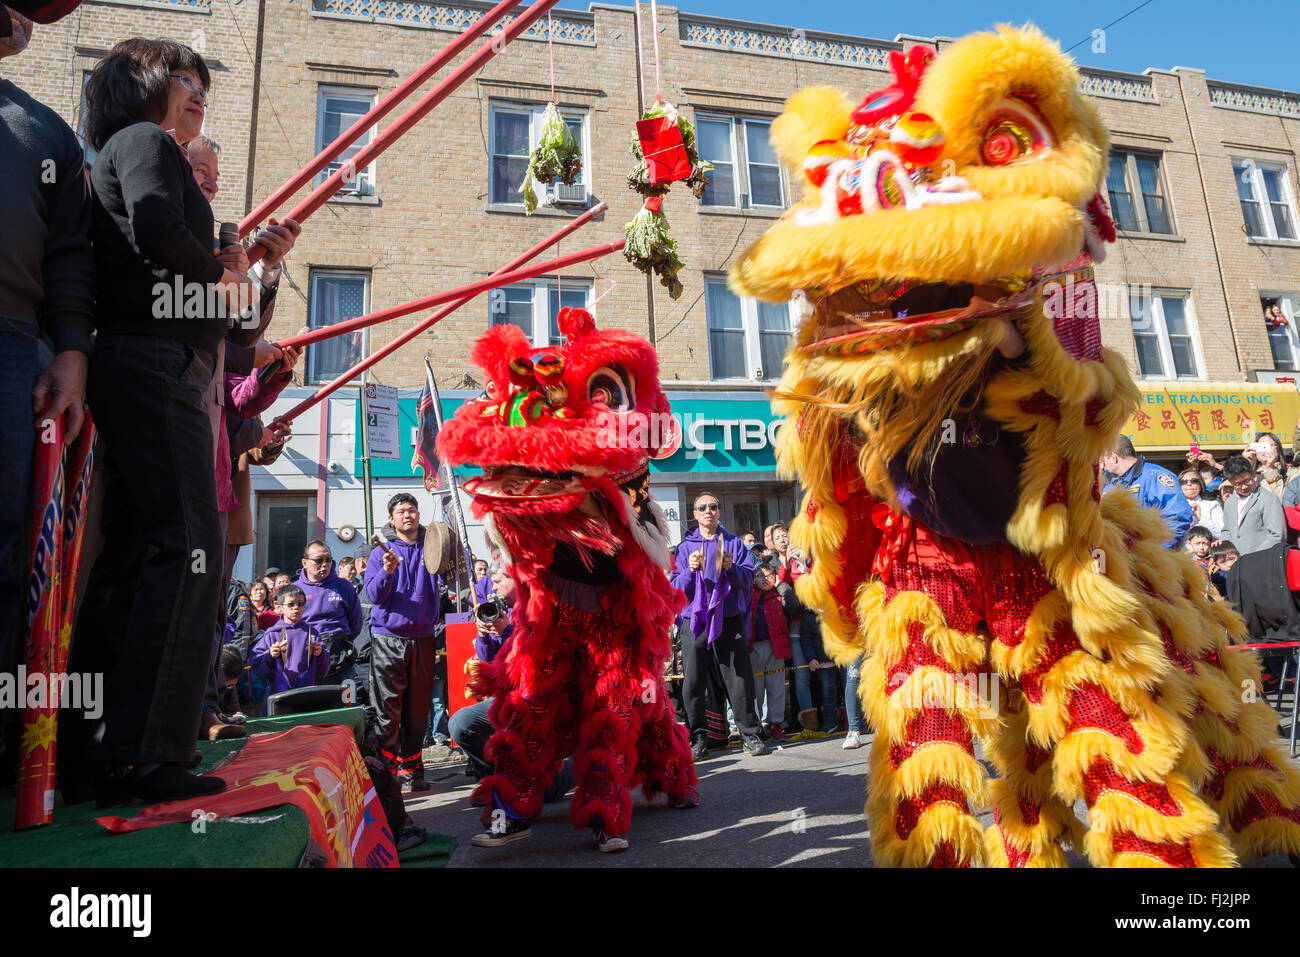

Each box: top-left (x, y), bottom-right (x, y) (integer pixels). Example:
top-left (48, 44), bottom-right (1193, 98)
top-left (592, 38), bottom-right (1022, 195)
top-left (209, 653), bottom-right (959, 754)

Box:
top-left (69, 337), bottom-right (222, 764)
top-left (369, 631), bottom-right (436, 780)
top-left (681, 615), bottom-right (761, 739)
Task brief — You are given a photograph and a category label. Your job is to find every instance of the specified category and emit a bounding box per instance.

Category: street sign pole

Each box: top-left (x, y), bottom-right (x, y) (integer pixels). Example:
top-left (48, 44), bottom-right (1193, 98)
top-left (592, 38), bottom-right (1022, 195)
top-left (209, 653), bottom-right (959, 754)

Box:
top-left (360, 376), bottom-right (374, 543)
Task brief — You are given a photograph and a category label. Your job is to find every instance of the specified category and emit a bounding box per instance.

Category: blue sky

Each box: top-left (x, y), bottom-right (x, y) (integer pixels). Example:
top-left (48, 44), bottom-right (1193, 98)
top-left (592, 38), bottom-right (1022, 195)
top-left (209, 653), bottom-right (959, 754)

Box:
top-left (673, 0), bottom-right (1299, 92)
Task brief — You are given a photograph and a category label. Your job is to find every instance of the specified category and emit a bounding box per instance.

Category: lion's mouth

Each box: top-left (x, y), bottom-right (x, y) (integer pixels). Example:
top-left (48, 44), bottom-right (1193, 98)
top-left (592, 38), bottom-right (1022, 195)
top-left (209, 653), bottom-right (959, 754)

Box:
top-left (800, 277), bottom-right (1035, 357)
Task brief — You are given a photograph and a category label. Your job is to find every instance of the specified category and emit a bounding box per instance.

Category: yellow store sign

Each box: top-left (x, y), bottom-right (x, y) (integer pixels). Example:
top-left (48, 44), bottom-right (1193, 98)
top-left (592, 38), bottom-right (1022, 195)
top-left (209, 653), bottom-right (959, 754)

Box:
top-left (1124, 382), bottom-right (1300, 452)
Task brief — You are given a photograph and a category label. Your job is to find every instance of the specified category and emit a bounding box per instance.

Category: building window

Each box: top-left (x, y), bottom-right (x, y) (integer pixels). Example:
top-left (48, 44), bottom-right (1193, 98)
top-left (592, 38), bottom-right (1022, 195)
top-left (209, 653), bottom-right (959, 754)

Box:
top-left (307, 270), bottom-right (369, 384)
top-left (696, 114), bottom-right (784, 209)
top-left (1234, 159), bottom-right (1297, 241)
top-left (488, 279), bottom-right (591, 347)
top-left (316, 87), bottom-right (377, 196)
top-left (1129, 290), bottom-right (1200, 379)
top-left (1262, 294), bottom-right (1298, 371)
top-left (489, 103), bottom-right (589, 208)
top-left (705, 278), bottom-right (794, 381)
top-left (1106, 150), bottom-right (1173, 234)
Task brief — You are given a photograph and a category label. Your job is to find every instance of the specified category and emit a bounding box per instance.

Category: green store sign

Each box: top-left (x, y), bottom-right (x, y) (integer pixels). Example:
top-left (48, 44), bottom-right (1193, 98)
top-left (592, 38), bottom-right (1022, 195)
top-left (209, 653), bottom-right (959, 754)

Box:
top-left (356, 391), bottom-right (783, 478)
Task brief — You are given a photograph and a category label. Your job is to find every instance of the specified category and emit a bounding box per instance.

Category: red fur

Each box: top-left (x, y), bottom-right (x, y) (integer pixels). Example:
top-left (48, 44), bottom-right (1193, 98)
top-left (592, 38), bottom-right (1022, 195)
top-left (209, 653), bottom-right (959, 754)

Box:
top-left (451, 313), bottom-right (698, 837)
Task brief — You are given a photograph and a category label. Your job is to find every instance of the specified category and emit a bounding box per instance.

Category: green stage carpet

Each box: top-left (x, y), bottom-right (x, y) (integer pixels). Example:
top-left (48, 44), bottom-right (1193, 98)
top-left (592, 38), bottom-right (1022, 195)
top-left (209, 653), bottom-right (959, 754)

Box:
top-left (0, 713), bottom-right (454, 868)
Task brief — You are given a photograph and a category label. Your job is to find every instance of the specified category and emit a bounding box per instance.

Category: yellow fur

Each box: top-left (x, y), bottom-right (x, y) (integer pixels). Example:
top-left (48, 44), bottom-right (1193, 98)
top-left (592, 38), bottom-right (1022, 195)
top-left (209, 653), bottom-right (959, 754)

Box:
top-left (744, 24), bottom-right (1300, 867)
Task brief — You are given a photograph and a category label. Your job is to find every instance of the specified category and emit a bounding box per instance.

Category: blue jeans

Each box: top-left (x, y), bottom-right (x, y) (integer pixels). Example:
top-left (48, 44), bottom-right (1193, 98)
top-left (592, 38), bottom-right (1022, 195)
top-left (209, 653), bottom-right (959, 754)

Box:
top-left (450, 697), bottom-right (574, 803)
top-left (426, 653), bottom-right (449, 743)
top-left (0, 326), bottom-right (40, 684)
top-left (790, 627), bottom-right (836, 726)
top-left (843, 656), bottom-right (868, 733)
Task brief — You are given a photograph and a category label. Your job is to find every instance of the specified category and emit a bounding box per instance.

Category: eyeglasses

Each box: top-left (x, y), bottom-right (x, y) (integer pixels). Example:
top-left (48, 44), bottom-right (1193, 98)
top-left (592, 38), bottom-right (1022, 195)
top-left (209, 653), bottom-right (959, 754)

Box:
top-left (1228, 478), bottom-right (1256, 491)
top-left (1179, 479), bottom-right (1200, 485)
top-left (168, 73), bottom-right (207, 102)
top-left (695, 503), bottom-right (720, 512)
top-left (304, 556), bottom-right (332, 565)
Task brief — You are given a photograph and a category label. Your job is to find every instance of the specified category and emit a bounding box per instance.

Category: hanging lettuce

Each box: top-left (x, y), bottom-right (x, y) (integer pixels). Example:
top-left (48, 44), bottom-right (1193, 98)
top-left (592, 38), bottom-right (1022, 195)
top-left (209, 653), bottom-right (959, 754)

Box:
top-left (627, 99), bottom-right (713, 200)
top-left (624, 197), bottom-right (684, 300)
top-left (521, 103), bottom-right (583, 215)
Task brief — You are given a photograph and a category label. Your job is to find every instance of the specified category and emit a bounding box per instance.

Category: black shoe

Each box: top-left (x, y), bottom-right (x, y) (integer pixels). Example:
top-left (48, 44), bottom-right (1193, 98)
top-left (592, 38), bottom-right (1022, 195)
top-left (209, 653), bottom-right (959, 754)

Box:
top-left (95, 762), bottom-right (226, 808)
top-left (743, 735), bottom-right (770, 757)
top-left (691, 738), bottom-right (709, 761)
top-left (593, 826), bottom-right (628, 853)
top-left (471, 818), bottom-right (531, 847)
top-left (396, 820), bottom-right (427, 851)
top-left (667, 789), bottom-right (699, 809)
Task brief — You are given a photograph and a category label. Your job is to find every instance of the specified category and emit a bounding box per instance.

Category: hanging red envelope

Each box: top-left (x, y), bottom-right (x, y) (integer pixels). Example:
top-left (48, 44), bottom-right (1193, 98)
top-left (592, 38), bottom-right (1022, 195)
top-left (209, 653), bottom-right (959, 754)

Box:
top-left (636, 115), bottom-right (691, 185)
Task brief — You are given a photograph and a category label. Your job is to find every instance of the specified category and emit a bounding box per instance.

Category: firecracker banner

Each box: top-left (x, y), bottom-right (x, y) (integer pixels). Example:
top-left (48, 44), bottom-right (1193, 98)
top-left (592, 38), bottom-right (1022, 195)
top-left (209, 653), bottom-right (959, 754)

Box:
top-left (97, 724), bottom-right (399, 868)
top-left (16, 417), bottom-right (66, 829)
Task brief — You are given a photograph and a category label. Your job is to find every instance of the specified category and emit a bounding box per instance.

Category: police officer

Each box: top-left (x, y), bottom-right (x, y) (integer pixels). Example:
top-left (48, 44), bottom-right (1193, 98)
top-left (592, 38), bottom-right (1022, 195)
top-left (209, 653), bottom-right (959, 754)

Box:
top-left (1101, 435), bottom-right (1193, 548)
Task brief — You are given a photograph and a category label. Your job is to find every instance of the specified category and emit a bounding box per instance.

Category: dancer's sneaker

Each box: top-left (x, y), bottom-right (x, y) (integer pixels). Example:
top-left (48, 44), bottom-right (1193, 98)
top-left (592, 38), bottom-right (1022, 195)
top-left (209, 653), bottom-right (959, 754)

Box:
top-left (593, 826), bottom-right (629, 853)
top-left (743, 735), bottom-right (770, 756)
top-left (471, 818), bottom-right (531, 847)
top-left (842, 730), bottom-right (862, 750)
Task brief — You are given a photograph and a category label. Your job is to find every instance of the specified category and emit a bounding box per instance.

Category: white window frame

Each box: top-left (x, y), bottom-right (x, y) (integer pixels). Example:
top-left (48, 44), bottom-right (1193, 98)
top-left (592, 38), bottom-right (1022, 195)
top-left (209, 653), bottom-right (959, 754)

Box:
top-left (704, 277), bottom-right (795, 382)
top-left (1262, 293), bottom-right (1299, 372)
top-left (488, 278), bottom-right (592, 347)
top-left (307, 269), bottom-right (370, 385)
top-left (315, 86), bottom-right (377, 197)
top-left (1233, 158), bottom-right (1299, 241)
top-left (1107, 149), bottom-right (1174, 235)
top-left (695, 112), bottom-right (785, 210)
top-left (488, 102), bottom-right (591, 209)
top-left (1129, 289), bottom-right (1204, 381)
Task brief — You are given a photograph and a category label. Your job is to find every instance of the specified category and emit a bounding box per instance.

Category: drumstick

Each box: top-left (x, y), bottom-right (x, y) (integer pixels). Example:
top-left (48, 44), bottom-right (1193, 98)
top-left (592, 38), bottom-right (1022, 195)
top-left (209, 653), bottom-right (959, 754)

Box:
top-left (372, 533), bottom-right (403, 562)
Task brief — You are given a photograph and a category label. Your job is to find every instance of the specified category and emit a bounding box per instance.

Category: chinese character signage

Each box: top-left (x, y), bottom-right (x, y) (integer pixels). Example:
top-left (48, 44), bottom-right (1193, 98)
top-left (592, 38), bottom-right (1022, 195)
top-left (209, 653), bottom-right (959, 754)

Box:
top-left (1122, 384), bottom-right (1300, 451)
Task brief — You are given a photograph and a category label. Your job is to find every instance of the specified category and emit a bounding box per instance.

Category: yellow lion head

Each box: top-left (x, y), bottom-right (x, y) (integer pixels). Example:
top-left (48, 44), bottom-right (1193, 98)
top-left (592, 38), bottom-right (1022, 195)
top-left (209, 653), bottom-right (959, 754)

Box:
top-left (731, 24), bottom-right (1122, 503)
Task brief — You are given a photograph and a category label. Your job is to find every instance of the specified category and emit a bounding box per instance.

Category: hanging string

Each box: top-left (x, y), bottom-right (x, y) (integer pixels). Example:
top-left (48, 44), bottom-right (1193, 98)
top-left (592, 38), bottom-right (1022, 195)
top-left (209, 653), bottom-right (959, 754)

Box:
top-left (547, 10), bottom-right (556, 103)
top-left (649, 0), bottom-right (662, 101)
top-left (588, 260), bottom-right (617, 308)
top-left (633, 1), bottom-right (647, 109)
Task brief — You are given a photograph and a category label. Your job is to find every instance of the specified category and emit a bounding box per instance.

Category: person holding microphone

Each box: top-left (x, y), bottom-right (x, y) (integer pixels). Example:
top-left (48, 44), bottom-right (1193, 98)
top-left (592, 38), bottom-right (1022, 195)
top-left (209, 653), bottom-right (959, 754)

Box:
top-left (66, 39), bottom-right (286, 804)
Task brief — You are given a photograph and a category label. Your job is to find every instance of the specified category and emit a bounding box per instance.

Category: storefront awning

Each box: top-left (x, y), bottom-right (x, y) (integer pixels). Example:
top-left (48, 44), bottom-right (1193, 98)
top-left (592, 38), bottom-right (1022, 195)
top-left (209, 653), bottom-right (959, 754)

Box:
top-left (1123, 382), bottom-right (1299, 452)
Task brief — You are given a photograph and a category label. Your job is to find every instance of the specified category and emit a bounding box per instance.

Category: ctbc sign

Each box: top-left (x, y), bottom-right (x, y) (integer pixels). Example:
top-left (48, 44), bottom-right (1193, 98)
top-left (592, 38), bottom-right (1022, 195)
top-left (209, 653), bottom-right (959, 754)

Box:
top-left (680, 415), bottom-right (783, 452)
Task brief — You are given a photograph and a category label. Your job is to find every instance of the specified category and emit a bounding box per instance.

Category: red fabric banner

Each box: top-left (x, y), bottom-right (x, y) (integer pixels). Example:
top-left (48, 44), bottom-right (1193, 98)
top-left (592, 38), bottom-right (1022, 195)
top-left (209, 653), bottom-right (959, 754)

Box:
top-left (96, 725), bottom-right (398, 868)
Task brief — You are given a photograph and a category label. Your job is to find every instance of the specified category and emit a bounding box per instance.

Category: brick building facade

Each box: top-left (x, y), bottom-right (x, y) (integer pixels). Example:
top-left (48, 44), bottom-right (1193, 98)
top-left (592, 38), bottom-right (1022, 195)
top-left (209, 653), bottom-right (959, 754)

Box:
top-left (6, 1), bottom-right (1300, 568)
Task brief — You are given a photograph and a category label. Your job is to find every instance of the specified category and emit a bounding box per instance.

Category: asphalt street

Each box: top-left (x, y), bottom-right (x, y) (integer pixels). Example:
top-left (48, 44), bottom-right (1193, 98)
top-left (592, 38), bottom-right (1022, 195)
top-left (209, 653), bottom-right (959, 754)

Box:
top-left (403, 731), bottom-right (1298, 868)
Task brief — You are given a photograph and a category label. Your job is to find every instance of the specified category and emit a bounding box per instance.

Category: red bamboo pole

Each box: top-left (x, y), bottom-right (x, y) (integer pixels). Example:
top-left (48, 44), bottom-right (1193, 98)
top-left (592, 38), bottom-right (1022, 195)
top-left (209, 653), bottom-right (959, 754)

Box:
top-left (246, 0), bottom-right (562, 265)
top-left (275, 203), bottom-right (607, 425)
top-left (239, 0), bottom-right (519, 237)
top-left (274, 239), bottom-right (626, 350)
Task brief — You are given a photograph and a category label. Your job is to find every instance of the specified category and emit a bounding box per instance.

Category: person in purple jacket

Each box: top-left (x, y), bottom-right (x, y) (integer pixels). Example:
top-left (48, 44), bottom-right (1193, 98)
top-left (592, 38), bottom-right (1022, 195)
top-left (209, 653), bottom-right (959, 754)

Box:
top-left (365, 493), bottom-right (443, 793)
top-left (295, 539), bottom-right (362, 683)
top-left (671, 491), bottom-right (768, 760)
top-left (250, 585), bottom-right (331, 698)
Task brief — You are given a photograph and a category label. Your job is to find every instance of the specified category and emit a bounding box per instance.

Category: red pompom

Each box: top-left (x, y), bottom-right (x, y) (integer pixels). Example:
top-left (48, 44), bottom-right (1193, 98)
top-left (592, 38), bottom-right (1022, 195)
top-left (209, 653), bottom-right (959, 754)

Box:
top-left (558, 307), bottom-right (596, 343)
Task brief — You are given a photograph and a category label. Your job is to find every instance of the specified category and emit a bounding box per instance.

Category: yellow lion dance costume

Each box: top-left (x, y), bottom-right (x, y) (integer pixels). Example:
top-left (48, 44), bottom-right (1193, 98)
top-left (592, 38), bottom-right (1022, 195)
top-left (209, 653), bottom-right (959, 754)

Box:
top-left (730, 25), bottom-right (1300, 867)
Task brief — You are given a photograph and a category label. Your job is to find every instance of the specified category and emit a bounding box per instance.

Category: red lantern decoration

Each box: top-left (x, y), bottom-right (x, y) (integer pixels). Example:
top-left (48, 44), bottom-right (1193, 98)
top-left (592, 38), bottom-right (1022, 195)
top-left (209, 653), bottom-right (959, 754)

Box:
top-left (636, 114), bottom-right (691, 185)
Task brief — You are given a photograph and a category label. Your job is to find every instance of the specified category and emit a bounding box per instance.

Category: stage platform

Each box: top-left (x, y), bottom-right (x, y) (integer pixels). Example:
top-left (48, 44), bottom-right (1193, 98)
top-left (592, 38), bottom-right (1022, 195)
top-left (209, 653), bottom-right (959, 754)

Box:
top-left (1, 710), bottom-right (454, 868)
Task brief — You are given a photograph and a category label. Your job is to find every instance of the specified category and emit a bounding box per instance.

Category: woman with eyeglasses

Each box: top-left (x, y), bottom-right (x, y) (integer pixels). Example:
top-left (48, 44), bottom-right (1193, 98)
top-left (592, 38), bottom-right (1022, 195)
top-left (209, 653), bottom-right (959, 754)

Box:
top-left (1177, 468), bottom-right (1224, 539)
top-left (66, 39), bottom-right (261, 805)
top-left (670, 492), bottom-right (769, 760)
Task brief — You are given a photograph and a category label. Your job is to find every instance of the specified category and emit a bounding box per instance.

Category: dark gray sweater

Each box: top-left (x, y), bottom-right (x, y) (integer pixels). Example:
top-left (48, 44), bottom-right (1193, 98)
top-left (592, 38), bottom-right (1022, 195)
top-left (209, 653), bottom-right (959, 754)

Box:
top-left (0, 79), bottom-right (95, 354)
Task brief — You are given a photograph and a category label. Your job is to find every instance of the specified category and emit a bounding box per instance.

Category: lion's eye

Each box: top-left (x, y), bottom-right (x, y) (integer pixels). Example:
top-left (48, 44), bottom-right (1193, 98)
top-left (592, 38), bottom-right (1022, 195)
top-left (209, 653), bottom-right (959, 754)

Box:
top-left (979, 97), bottom-right (1053, 166)
top-left (587, 365), bottom-right (634, 411)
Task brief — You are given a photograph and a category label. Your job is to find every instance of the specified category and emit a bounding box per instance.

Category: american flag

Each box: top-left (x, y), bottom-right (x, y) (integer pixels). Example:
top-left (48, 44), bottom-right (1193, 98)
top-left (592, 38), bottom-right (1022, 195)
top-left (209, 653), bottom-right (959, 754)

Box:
top-left (411, 361), bottom-right (441, 492)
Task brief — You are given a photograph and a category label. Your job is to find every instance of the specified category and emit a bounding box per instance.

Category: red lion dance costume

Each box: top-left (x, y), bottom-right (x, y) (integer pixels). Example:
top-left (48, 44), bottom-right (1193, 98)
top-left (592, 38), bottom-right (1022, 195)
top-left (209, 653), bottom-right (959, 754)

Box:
top-left (438, 308), bottom-right (697, 848)
top-left (730, 26), bottom-right (1300, 866)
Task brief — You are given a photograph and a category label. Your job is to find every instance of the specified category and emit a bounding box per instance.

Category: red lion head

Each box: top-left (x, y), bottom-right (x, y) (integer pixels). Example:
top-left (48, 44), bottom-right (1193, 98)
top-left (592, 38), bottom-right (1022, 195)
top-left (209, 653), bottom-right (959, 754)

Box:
top-left (438, 309), bottom-right (678, 570)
